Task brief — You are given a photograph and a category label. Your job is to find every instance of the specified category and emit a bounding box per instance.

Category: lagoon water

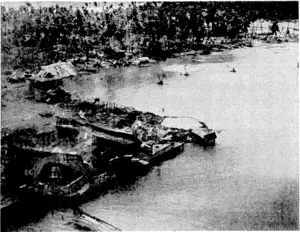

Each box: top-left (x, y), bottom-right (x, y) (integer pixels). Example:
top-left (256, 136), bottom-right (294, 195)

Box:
top-left (15, 41), bottom-right (299, 231)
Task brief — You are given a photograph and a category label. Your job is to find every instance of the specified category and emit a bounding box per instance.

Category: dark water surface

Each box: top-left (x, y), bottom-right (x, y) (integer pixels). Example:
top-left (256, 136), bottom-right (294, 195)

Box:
top-left (14, 42), bottom-right (299, 231)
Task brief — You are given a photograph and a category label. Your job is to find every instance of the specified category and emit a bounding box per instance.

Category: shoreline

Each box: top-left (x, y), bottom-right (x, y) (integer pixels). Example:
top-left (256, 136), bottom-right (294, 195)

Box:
top-left (1, 35), bottom-right (298, 230)
top-left (1, 92), bottom-right (216, 206)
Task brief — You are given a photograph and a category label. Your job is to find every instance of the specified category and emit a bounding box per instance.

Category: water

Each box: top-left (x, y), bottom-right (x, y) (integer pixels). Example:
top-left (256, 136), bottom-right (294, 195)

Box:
top-left (14, 42), bottom-right (299, 231)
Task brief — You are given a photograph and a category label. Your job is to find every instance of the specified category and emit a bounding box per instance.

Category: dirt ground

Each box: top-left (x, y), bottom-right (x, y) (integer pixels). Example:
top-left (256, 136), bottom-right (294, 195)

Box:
top-left (1, 76), bottom-right (73, 133)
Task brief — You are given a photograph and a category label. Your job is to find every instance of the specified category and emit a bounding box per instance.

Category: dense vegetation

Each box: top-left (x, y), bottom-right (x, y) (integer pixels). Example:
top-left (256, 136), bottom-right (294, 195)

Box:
top-left (1, 1), bottom-right (298, 71)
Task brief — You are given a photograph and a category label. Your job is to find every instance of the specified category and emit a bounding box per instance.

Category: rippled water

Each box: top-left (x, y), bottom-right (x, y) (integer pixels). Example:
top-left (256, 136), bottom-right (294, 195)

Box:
top-left (15, 42), bottom-right (299, 231)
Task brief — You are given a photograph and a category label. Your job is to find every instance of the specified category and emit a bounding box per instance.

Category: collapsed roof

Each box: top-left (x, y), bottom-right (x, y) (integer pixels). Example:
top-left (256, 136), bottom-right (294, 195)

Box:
top-left (30, 62), bottom-right (78, 82)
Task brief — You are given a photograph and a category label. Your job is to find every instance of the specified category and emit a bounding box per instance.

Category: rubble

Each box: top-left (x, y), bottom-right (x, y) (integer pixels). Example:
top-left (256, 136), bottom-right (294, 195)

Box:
top-left (34, 62), bottom-right (78, 80)
top-left (28, 62), bottom-right (77, 103)
top-left (2, 68), bottom-right (217, 202)
top-left (132, 57), bottom-right (156, 66)
top-left (6, 70), bottom-right (32, 83)
top-left (103, 46), bottom-right (126, 60)
top-left (1, 98), bottom-right (217, 200)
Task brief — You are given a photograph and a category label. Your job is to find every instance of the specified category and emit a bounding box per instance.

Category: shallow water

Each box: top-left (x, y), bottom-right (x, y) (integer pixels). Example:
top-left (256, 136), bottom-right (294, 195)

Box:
top-left (14, 41), bottom-right (299, 231)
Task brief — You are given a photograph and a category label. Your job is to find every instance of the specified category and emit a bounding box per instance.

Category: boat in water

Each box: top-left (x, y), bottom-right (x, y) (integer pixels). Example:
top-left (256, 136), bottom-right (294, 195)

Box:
top-left (136, 142), bottom-right (184, 166)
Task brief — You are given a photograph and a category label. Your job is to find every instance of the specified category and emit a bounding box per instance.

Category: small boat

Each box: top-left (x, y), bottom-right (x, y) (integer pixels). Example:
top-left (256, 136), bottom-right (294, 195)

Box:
top-left (157, 74), bottom-right (164, 85)
top-left (135, 142), bottom-right (184, 167)
top-left (108, 155), bottom-right (135, 173)
top-left (191, 128), bottom-right (217, 146)
top-left (161, 116), bottom-right (217, 146)
top-left (148, 142), bottom-right (184, 164)
top-left (192, 58), bottom-right (205, 63)
top-left (135, 57), bottom-right (153, 66)
top-left (106, 142), bottom-right (184, 173)
top-left (72, 208), bottom-right (121, 231)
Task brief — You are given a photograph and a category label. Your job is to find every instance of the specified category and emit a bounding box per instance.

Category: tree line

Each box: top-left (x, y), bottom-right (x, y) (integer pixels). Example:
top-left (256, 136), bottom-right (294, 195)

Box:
top-left (1, 1), bottom-right (298, 70)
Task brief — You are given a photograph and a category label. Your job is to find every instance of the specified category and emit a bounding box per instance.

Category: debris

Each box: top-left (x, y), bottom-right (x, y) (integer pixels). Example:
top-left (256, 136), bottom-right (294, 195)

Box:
top-left (104, 46), bottom-right (126, 60)
top-left (28, 62), bottom-right (76, 103)
top-left (125, 52), bottom-right (133, 59)
top-left (72, 208), bottom-right (121, 231)
top-left (33, 62), bottom-right (78, 81)
top-left (7, 71), bottom-right (27, 83)
top-left (179, 50), bottom-right (197, 56)
top-left (2, 99), bottom-right (216, 199)
top-left (38, 111), bottom-right (55, 118)
top-left (3, 70), bottom-right (12, 75)
top-left (132, 57), bottom-right (155, 66)
top-left (138, 57), bottom-right (150, 66)
top-left (199, 48), bottom-right (211, 55)
top-left (192, 58), bottom-right (205, 63)
top-left (83, 64), bottom-right (97, 73)
top-left (78, 110), bottom-right (86, 119)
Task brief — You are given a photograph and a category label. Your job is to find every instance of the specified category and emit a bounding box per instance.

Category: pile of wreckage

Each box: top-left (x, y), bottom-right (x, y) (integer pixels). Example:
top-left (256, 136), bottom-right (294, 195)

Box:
top-left (1, 109), bottom-right (216, 201)
top-left (26, 55), bottom-right (157, 103)
top-left (3, 115), bottom-right (215, 201)
top-left (28, 62), bottom-right (77, 103)
top-left (2, 61), bottom-right (217, 203)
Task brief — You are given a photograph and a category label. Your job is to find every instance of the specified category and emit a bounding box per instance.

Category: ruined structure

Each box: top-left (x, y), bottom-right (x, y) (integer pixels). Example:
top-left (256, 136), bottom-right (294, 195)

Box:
top-left (1, 100), bottom-right (216, 201)
top-left (1, 61), bottom-right (217, 204)
top-left (28, 62), bottom-right (77, 103)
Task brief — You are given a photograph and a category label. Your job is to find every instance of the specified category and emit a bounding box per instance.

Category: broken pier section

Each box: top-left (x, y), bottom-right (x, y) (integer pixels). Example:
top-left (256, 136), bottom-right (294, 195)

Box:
top-left (1, 101), bottom-right (216, 202)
